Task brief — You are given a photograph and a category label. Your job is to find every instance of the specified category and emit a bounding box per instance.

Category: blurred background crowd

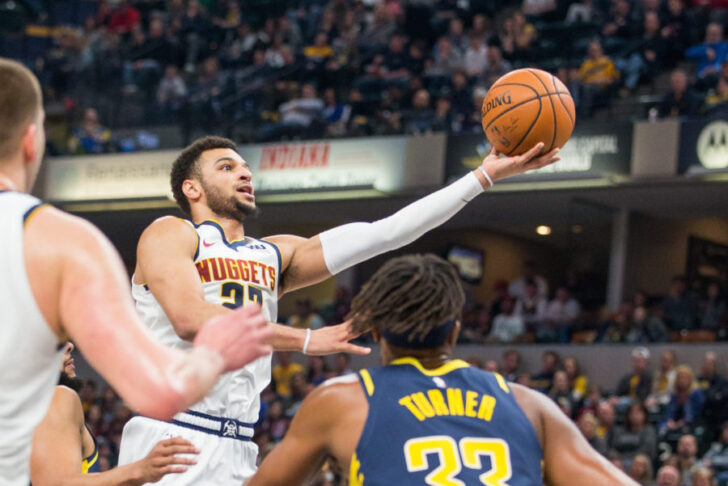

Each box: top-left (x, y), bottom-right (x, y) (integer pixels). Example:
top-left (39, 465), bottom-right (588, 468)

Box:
top-left (2, 0), bottom-right (728, 153)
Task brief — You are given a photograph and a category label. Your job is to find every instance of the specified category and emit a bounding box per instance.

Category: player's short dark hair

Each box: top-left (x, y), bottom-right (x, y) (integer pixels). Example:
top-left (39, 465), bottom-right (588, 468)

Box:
top-left (170, 136), bottom-right (239, 216)
top-left (0, 58), bottom-right (42, 159)
top-left (347, 254), bottom-right (465, 347)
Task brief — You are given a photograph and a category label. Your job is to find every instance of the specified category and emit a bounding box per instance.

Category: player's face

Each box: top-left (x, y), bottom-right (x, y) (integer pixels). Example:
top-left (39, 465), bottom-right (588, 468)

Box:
top-left (198, 148), bottom-right (257, 220)
top-left (61, 341), bottom-right (76, 378)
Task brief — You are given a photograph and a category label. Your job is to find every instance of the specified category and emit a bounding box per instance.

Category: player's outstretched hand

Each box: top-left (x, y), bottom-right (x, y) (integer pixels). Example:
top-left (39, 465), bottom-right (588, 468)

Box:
top-left (480, 142), bottom-right (560, 183)
top-left (194, 304), bottom-right (273, 372)
top-left (133, 437), bottom-right (199, 483)
top-left (305, 320), bottom-right (371, 356)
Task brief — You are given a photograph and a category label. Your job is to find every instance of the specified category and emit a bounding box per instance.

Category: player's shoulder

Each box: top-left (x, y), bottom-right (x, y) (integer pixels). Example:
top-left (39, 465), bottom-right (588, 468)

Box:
top-left (24, 205), bottom-right (107, 248)
top-left (138, 216), bottom-right (197, 247)
top-left (49, 385), bottom-right (84, 423)
top-left (309, 374), bottom-right (364, 405)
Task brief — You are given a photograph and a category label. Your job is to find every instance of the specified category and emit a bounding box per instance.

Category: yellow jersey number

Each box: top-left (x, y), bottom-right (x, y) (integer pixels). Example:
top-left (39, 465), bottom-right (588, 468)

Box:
top-left (404, 435), bottom-right (512, 486)
top-left (220, 281), bottom-right (264, 309)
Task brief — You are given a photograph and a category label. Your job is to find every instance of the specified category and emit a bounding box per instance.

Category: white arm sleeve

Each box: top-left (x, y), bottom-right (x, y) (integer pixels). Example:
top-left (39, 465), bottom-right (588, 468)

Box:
top-left (319, 172), bottom-right (484, 275)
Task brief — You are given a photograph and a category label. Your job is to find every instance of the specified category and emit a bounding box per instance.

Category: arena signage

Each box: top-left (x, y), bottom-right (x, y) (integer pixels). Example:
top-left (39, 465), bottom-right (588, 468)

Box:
top-left (444, 122), bottom-right (633, 183)
top-left (678, 118), bottom-right (728, 174)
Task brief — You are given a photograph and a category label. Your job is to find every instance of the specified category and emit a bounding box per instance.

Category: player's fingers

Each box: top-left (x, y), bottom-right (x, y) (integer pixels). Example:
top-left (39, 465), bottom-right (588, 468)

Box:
top-left (517, 142), bottom-right (545, 163)
top-left (525, 148), bottom-right (559, 169)
top-left (342, 343), bottom-right (372, 355)
top-left (163, 445), bottom-right (199, 456)
top-left (166, 456), bottom-right (198, 466)
top-left (160, 466), bottom-right (189, 475)
top-left (159, 437), bottom-right (195, 448)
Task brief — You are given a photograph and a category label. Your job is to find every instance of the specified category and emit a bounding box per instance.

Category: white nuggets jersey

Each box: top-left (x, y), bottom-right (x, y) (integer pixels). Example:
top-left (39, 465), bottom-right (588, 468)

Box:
top-left (0, 192), bottom-right (64, 485)
top-left (132, 220), bottom-right (280, 422)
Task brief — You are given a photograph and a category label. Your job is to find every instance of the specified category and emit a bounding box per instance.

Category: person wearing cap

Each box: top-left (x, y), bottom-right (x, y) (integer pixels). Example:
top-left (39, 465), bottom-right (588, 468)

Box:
top-left (614, 347), bottom-right (653, 403)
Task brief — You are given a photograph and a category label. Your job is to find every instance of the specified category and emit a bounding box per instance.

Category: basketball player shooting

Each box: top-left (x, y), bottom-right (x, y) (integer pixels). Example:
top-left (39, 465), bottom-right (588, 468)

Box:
top-left (117, 135), bottom-right (559, 484)
top-left (0, 58), bottom-right (272, 486)
top-left (248, 254), bottom-right (638, 486)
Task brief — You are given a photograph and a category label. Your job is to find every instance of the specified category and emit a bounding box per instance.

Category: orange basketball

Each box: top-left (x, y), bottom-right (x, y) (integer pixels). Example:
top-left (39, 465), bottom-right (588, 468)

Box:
top-left (481, 68), bottom-right (576, 156)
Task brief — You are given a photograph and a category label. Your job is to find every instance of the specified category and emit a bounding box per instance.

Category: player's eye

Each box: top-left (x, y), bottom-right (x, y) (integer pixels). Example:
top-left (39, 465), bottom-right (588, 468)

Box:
top-left (221, 164), bottom-right (232, 170)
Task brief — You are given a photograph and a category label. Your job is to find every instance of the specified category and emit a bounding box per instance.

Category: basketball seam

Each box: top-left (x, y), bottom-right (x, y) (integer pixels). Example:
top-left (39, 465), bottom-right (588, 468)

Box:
top-left (527, 69), bottom-right (557, 152)
top-left (504, 95), bottom-right (542, 156)
top-left (482, 82), bottom-right (540, 123)
top-left (551, 74), bottom-right (574, 128)
top-left (484, 94), bottom-right (550, 132)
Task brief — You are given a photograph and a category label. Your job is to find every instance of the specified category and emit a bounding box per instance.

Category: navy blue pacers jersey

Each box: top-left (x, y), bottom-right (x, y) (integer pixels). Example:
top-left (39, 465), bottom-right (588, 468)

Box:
top-left (350, 357), bottom-right (542, 486)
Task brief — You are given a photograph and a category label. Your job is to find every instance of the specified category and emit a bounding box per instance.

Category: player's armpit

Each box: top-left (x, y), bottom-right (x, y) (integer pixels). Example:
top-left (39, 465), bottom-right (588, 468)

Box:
top-left (248, 381), bottom-right (360, 486)
top-left (516, 385), bottom-right (638, 486)
top-left (30, 387), bottom-right (86, 483)
top-left (136, 216), bottom-right (228, 339)
top-left (263, 234), bottom-right (329, 295)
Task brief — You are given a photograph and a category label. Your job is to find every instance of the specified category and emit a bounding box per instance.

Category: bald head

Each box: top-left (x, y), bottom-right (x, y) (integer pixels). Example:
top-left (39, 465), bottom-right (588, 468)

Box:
top-left (656, 465), bottom-right (679, 486)
top-left (0, 58), bottom-right (43, 160)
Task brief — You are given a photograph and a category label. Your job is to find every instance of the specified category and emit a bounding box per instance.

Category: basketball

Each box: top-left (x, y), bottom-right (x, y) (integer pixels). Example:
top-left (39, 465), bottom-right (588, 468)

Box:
top-left (481, 68), bottom-right (576, 156)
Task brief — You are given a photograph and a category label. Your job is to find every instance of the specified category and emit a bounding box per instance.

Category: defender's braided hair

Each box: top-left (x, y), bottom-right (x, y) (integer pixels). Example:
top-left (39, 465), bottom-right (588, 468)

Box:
top-left (347, 254), bottom-right (465, 343)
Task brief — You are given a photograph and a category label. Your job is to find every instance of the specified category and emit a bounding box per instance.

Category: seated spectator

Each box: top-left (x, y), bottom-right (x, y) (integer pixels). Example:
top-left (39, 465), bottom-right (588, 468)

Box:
top-left (108, 0), bottom-right (141, 34)
top-left (632, 304), bottom-right (670, 342)
top-left (566, 0), bottom-right (601, 23)
top-left (500, 349), bottom-right (522, 382)
top-left (629, 453), bottom-right (654, 486)
top-left (306, 356), bottom-right (331, 387)
top-left (690, 468), bottom-right (715, 486)
top-left (675, 434), bottom-right (700, 485)
top-left (479, 44), bottom-right (513, 87)
top-left (656, 465), bottom-right (681, 486)
top-left (578, 384), bottom-right (604, 418)
top-left (602, 0), bottom-right (638, 40)
top-left (652, 350), bottom-right (679, 407)
top-left (616, 11), bottom-right (666, 93)
top-left (662, 275), bottom-right (698, 330)
top-left (686, 22), bottom-right (728, 80)
top-left (614, 346), bottom-right (653, 403)
top-left (698, 351), bottom-right (725, 391)
top-left (543, 286), bottom-right (581, 342)
top-left (522, 0), bottom-right (559, 20)
top-left (156, 65), bottom-right (187, 120)
top-left (287, 299), bottom-right (325, 330)
top-left (189, 56), bottom-right (230, 131)
top-left (550, 370), bottom-right (576, 417)
top-left (445, 17), bottom-right (468, 57)
top-left (511, 10), bottom-right (539, 52)
top-left (258, 83), bottom-right (325, 141)
top-left (487, 295), bottom-right (525, 343)
top-left (563, 356), bottom-right (589, 403)
top-left (596, 400), bottom-right (617, 444)
top-left (509, 260), bottom-right (549, 300)
top-left (699, 282), bottom-right (727, 329)
top-left (403, 88), bottom-right (435, 134)
top-left (431, 95), bottom-right (454, 132)
top-left (463, 35), bottom-right (487, 77)
top-left (459, 86), bottom-right (488, 133)
top-left (333, 353), bottom-right (354, 376)
top-left (661, 365), bottom-right (705, 431)
top-left (381, 33), bottom-right (411, 81)
top-left (610, 401), bottom-right (658, 461)
top-left (68, 108), bottom-right (112, 154)
top-left (531, 350), bottom-right (560, 393)
top-left (701, 422), bottom-right (728, 475)
top-left (659, 69), bottom-right (702, 118)
top-left (577, 39), bottom-right (620, 116)
top-left (515, 279), bottom-right (548, 333)
top-left (599, 300), bottom-right (637, 343)
top-left (260, 399), bottom-right (290, 442)
top-left (322, 88), bottom-right (351, 137)
top-left (578, 412), bottom-right (608, 455)
top-left (304, 31), bottom-right (334, 71)
top-left (271, 351), bottom-right (304, 399)
top-left (427, 37), bottom-right (463, 76)
top-left (358, 3), bottom-right (396, 50)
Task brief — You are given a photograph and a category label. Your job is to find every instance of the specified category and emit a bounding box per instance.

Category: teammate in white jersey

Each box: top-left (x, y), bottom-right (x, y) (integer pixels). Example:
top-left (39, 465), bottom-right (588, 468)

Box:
top-left (118, 132), bottom-right (560, 484)
top-left (0, 59), bottom-right (272, 486)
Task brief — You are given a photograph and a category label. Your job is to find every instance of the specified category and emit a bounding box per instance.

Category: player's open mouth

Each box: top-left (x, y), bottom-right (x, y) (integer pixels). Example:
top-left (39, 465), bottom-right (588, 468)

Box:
top-left (236, 185), bottom-right (255, 200)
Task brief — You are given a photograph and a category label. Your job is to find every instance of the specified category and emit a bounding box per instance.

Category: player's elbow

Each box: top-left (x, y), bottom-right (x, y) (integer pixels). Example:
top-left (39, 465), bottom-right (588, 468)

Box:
top-left (170, 314), bottom-right (200, 341)
top-left (129, 385), bottom-right (186, 420)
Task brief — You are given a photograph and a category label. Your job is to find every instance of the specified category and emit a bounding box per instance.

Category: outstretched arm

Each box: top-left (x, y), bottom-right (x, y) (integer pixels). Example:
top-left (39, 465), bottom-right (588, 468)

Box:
top-left (26, 208), bottom-right (272, 419)
top-left (30, 388), bottom-right (198, 486)
top-left (269, 143), bottom-right (559, 294)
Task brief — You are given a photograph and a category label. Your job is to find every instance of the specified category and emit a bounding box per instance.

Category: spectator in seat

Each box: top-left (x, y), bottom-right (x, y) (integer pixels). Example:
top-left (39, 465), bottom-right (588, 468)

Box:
top-left (698, 351), bottom-right (725, 391)
top-left (271, 351), bottom-right (304, 399)
top-left (662, 275), bottom-right (698, 330)
top-left (108, 0), bottom-right (140, 34)
top-left (426, 37), bottom-right (463, 76)
top-left (701, 422), bottom-right (728, 474)
top-left (675, 434), bottom-right (700, 485)
top-left (515, 279), bottom-right (548, 334)
top-left (543, 286), bottom-right (581, 342)
top-left (563, 356), bottom-right (589, 404)
top-left (610, 401), bottom-right (658, 461)
top-left (306, 356), bottom-right (331, 387)
top-left (531, 350), bottom-right (560, 393)
top-left (487, 295), bottom-right (525, 343)
top-left (652, 350), bottom-right (679, 407)
top-left (431, 95), bottom-right (454, 133)
top-left (322, 88), bottom-right (351, 137)
top-left (699, 282), bottom-right (727, 330)
top-left (566, 0), bottom-right (600, 23)
top-left (500, 349), bottom-right (521, 382)
top-left (258, 83), bottom-right (324, 141)
top-left (549, 370), bottom-right (576, 417)
top-left (602, 0), bottom-right (637, 40)
top-left (156, 65), bottom-right (187, 121)
top-left (577, 39), bottom-right (620, 116)
top-left (656, 465), bottom-right (681, 486)
top-left (577, 412), bottom-right (608, 455)
top-left (287, 299), bottom-right (325, 330)
top-left (479, 44), bottom-right (513, 87)
top-left (596, 400), bottom-right (617, 445)
top-left (509, 260), bottom-right (549, 300)
top-left (659, 69), bottom-right (702, 117)
top-left (661, 365), bottom-right (705, 432)
top-left (68, 108), bottom-right (111, 154)
top-left (403, 88), bottom-right (435, 134)
top-left (615, 346), bottom-right (653, 403)
top-left (629, 453), bottom-right (654, 486)
top-left (690, 468), bottom-right (716, 486)
top-left (686, 22), bottom-right (728, 81)
top-left (463, 35), bottom-right (487, 78)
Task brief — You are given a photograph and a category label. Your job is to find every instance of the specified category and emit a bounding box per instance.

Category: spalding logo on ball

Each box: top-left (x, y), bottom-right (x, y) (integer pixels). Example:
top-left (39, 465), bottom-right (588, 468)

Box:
top-left (481, 68), bottom-right (576, 156)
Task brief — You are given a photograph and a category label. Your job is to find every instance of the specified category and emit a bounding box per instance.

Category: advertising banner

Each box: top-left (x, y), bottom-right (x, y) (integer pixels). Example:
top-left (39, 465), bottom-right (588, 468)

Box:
top-left (678, 118), bottom-right (728, 174)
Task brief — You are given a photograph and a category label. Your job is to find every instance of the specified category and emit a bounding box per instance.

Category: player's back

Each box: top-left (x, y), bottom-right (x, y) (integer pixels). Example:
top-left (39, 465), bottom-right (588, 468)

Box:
top-left (0, 192), bottom-right (64, 485)
top-left (350, 358), bottom-right (542, 486)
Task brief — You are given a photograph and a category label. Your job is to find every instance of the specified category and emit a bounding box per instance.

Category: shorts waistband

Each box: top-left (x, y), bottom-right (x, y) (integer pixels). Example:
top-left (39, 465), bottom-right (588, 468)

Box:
top-left (170, 410), bottom-right (255, 441)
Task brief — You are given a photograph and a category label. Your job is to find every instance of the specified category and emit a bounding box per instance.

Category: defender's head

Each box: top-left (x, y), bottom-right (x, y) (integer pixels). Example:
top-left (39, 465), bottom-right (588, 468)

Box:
top-left (0, 58), bottom-right (45, 191)
top-left (170, 136), bottom-right (257, 219)
top-left (347, 254), bottom-right (465, 362)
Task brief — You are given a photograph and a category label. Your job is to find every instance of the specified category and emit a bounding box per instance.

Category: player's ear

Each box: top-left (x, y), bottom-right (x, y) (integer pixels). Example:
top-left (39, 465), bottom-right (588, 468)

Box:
top-left (447, 321), bottom-right (461, 347)
top-left (182, 178), bottom-right (202, 204)
top-left (21, 123), bottom-right (38, 165)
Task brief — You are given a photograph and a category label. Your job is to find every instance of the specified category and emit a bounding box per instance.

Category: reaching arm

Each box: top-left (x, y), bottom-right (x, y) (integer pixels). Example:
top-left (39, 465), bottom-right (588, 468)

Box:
top-left (30, 388), bottom-right (198, 486)
top-left (26, 208), bottom-right (272, 419)
top-left (512, 384), bottom-right (638, 486)
top-left (269, 143), bottom-right (559, 294)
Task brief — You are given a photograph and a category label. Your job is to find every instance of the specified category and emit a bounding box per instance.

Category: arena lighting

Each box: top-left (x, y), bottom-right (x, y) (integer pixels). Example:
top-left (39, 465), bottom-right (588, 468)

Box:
top-left (536, 225), bottom-right (552, 236)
